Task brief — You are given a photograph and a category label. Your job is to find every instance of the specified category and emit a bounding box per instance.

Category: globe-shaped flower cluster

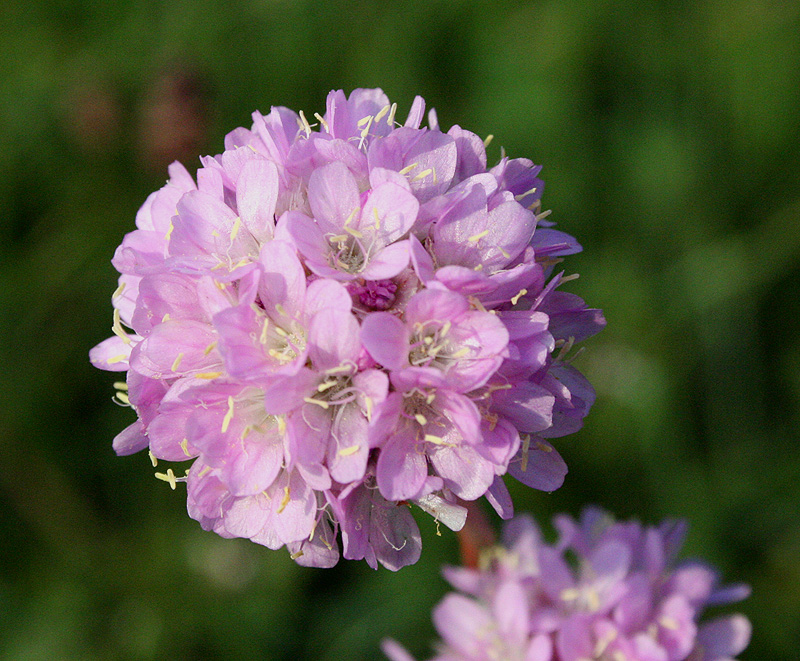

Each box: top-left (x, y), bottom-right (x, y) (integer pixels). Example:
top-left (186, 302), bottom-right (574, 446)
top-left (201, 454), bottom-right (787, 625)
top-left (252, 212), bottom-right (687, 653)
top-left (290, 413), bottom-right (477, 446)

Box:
top-left (383, 508), bottom-right (751, 660)
top-left (91, 88), bottom-right (605, 569)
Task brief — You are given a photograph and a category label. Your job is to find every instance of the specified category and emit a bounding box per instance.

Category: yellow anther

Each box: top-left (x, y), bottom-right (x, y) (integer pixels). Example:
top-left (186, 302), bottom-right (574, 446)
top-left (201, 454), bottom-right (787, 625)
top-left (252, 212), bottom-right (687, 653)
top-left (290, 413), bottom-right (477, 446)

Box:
top-left (520, 434), bottom-right (531, 472)
top-left (112, 281), bottom-right (126, 299)
top-left (483, 134), bottom-right (494, 147)
top-left (387, 103), bottom-right (398, 126)
top-left (290, 550), bottom-right (304, 560)
top-left (594, 628), bottom-right (617, 658)
top-left (198, 465), bottom-right (212, 478)
top-left (260, 318), bottom-right (270, 344)
top-left (398, 162), bottom-right (419, 176)
top-left (274, 327), bottom-right (288, 337)
top-left (329, 234), bottom-right (348, 243)
top-left (115, 392), bottom-right (130, 405)
top-left (359, 117), bottom-right (373, 147)
top-left (514, 186), bottom-right (538, 201)
top-left (357, 115), bottom-right (373, 128)
top-left (195, 371), bottom-right (223, 380)
top-left (498, 246), bottom-right (511, 259)
top-left (535, 441), bottom-right (553, 453)
top-left (203, 341), bottom-right (218, 356)
top-left (112, 308), bottom-right (131, 345)
top-left (510, 289), bottom-right (528, 306)
top-left (277, 485), bottom-right (291, 514)
top-left (313, 112), bottom-right (329, 132)
top-left (165, 221), bottom-right (174, 241)
top-left (414, 413), bottom-right (428, 426)
top-left (155, 469), bottom-right (177, 490)
top-left (560, 588), bottom-right (580, 601)
top-left (587, 588), bottom-right (600, 612)
top-left (180, 438), bottom-right (191, 457)
top-left (171, 353), bottom-right (184, 372)
top-left (450, 347), bottom-right (470, 359)
top-left (303, 397), bottom-right (330, 410)
top-left (221, 396), bottom-right (235, 433)
top-left (161, 313), bottom-right (171, 323)
top-left (363, 395), bottom-right (373, 421)
top-left (467, 229), bottom-right (490, 243)
top-left (338, 445), bottom-right (360, 457)
top-left (561, 273), bottom-right (580, 283)
top-left (473, 263), bottom-right (484, 271)
top-left (317, 380), bottom-right (338, 392)
top-left (113, 381), bottom-right (128, 391)
top-left (374, 104), bottom-right (390, 123)
top-left (342, 205), bottom-right (360, 228)
top-left (211, 230), bottom-right (221, 238)
top-left (425, 392), bottom-right (436, 405)
top-left (344, 226), bottom-right (364, 239)
top-left (277, 416), bottom-right (287, 434)
top-left (411, 168), bottom-right (433, 182)
top-left (373, 206), bottom-right (381, 230)
top-left (423, 336), bottom-right (434, 345)
top-left (325, 364), bottom-right (352, 375)
top-left (230, 217), bottom-right (241, 242)
top-left (148, 451), bottom-right (157, 467)
top-left (298, 110), bottom-right (313, 136)
top-left (440, 320), bottom-right (451, 337)
top-left (241, 425), bottom-right (252, 440)
top-left (424, 434), bottom-right (444, 444)
top-left (659, 616), bottom-right (680, 631)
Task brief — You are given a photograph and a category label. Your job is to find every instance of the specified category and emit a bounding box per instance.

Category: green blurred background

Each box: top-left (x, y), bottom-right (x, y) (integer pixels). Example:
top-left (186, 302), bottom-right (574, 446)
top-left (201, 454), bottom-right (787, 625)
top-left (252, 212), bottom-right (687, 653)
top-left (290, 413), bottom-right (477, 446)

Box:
top-left (1, 0), bottom-right (798, 658)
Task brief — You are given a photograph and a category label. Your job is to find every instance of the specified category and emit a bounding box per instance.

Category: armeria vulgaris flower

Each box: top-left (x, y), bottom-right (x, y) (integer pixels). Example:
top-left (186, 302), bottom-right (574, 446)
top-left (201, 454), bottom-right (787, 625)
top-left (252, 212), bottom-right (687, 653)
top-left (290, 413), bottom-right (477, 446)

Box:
top-left (91, 88), bottom-right (605, 569)
top-left (383, 507), bottom-right (751, 661)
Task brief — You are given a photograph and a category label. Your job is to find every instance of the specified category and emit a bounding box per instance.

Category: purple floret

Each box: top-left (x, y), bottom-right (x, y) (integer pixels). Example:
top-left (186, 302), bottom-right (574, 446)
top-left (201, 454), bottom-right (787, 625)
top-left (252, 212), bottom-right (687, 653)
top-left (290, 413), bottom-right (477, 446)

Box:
top-left (385, 508), bottom-right (751, 660)
top-left (91, 88), bottom-right (605, 568)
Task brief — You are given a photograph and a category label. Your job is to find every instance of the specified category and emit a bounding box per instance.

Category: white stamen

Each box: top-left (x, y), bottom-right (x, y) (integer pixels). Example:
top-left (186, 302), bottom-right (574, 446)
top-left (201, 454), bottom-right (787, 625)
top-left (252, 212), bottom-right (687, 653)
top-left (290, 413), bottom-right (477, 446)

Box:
top-left (313, 112), bottom-right (329, 132)
top-left (387, 102), bottom-right (398, 126)
top-left (298, 110), bottom-right (313, 136)
top-left (112, 309), bottom-right (131, 345)
top-left (155, 469), bottom-right (178, 490)
top-left (514, 186), bottom-right (538, 201)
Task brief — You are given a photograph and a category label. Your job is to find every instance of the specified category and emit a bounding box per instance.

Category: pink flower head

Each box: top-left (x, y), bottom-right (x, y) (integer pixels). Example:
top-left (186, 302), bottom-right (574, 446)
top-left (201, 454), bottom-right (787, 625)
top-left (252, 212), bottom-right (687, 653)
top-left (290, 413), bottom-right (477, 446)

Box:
top-left (91, 88), bottom-right (604, 568)
top-left (384, 508), bottom-right (751, 660)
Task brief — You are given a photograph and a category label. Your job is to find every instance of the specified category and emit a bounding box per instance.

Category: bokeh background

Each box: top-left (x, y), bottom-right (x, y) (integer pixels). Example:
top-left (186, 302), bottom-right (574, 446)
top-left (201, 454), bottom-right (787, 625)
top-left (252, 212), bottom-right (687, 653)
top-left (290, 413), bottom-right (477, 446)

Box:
top-left (1, 0), bottom-right (798, 659)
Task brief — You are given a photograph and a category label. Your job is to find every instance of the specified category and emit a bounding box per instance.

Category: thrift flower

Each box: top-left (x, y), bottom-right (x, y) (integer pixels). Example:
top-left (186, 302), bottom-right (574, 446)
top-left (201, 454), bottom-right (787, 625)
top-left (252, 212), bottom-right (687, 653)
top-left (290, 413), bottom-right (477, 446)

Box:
top-left (383, 507), bottom-right (751, 660)
top-left (91, 88), bottom-right (605, 568)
